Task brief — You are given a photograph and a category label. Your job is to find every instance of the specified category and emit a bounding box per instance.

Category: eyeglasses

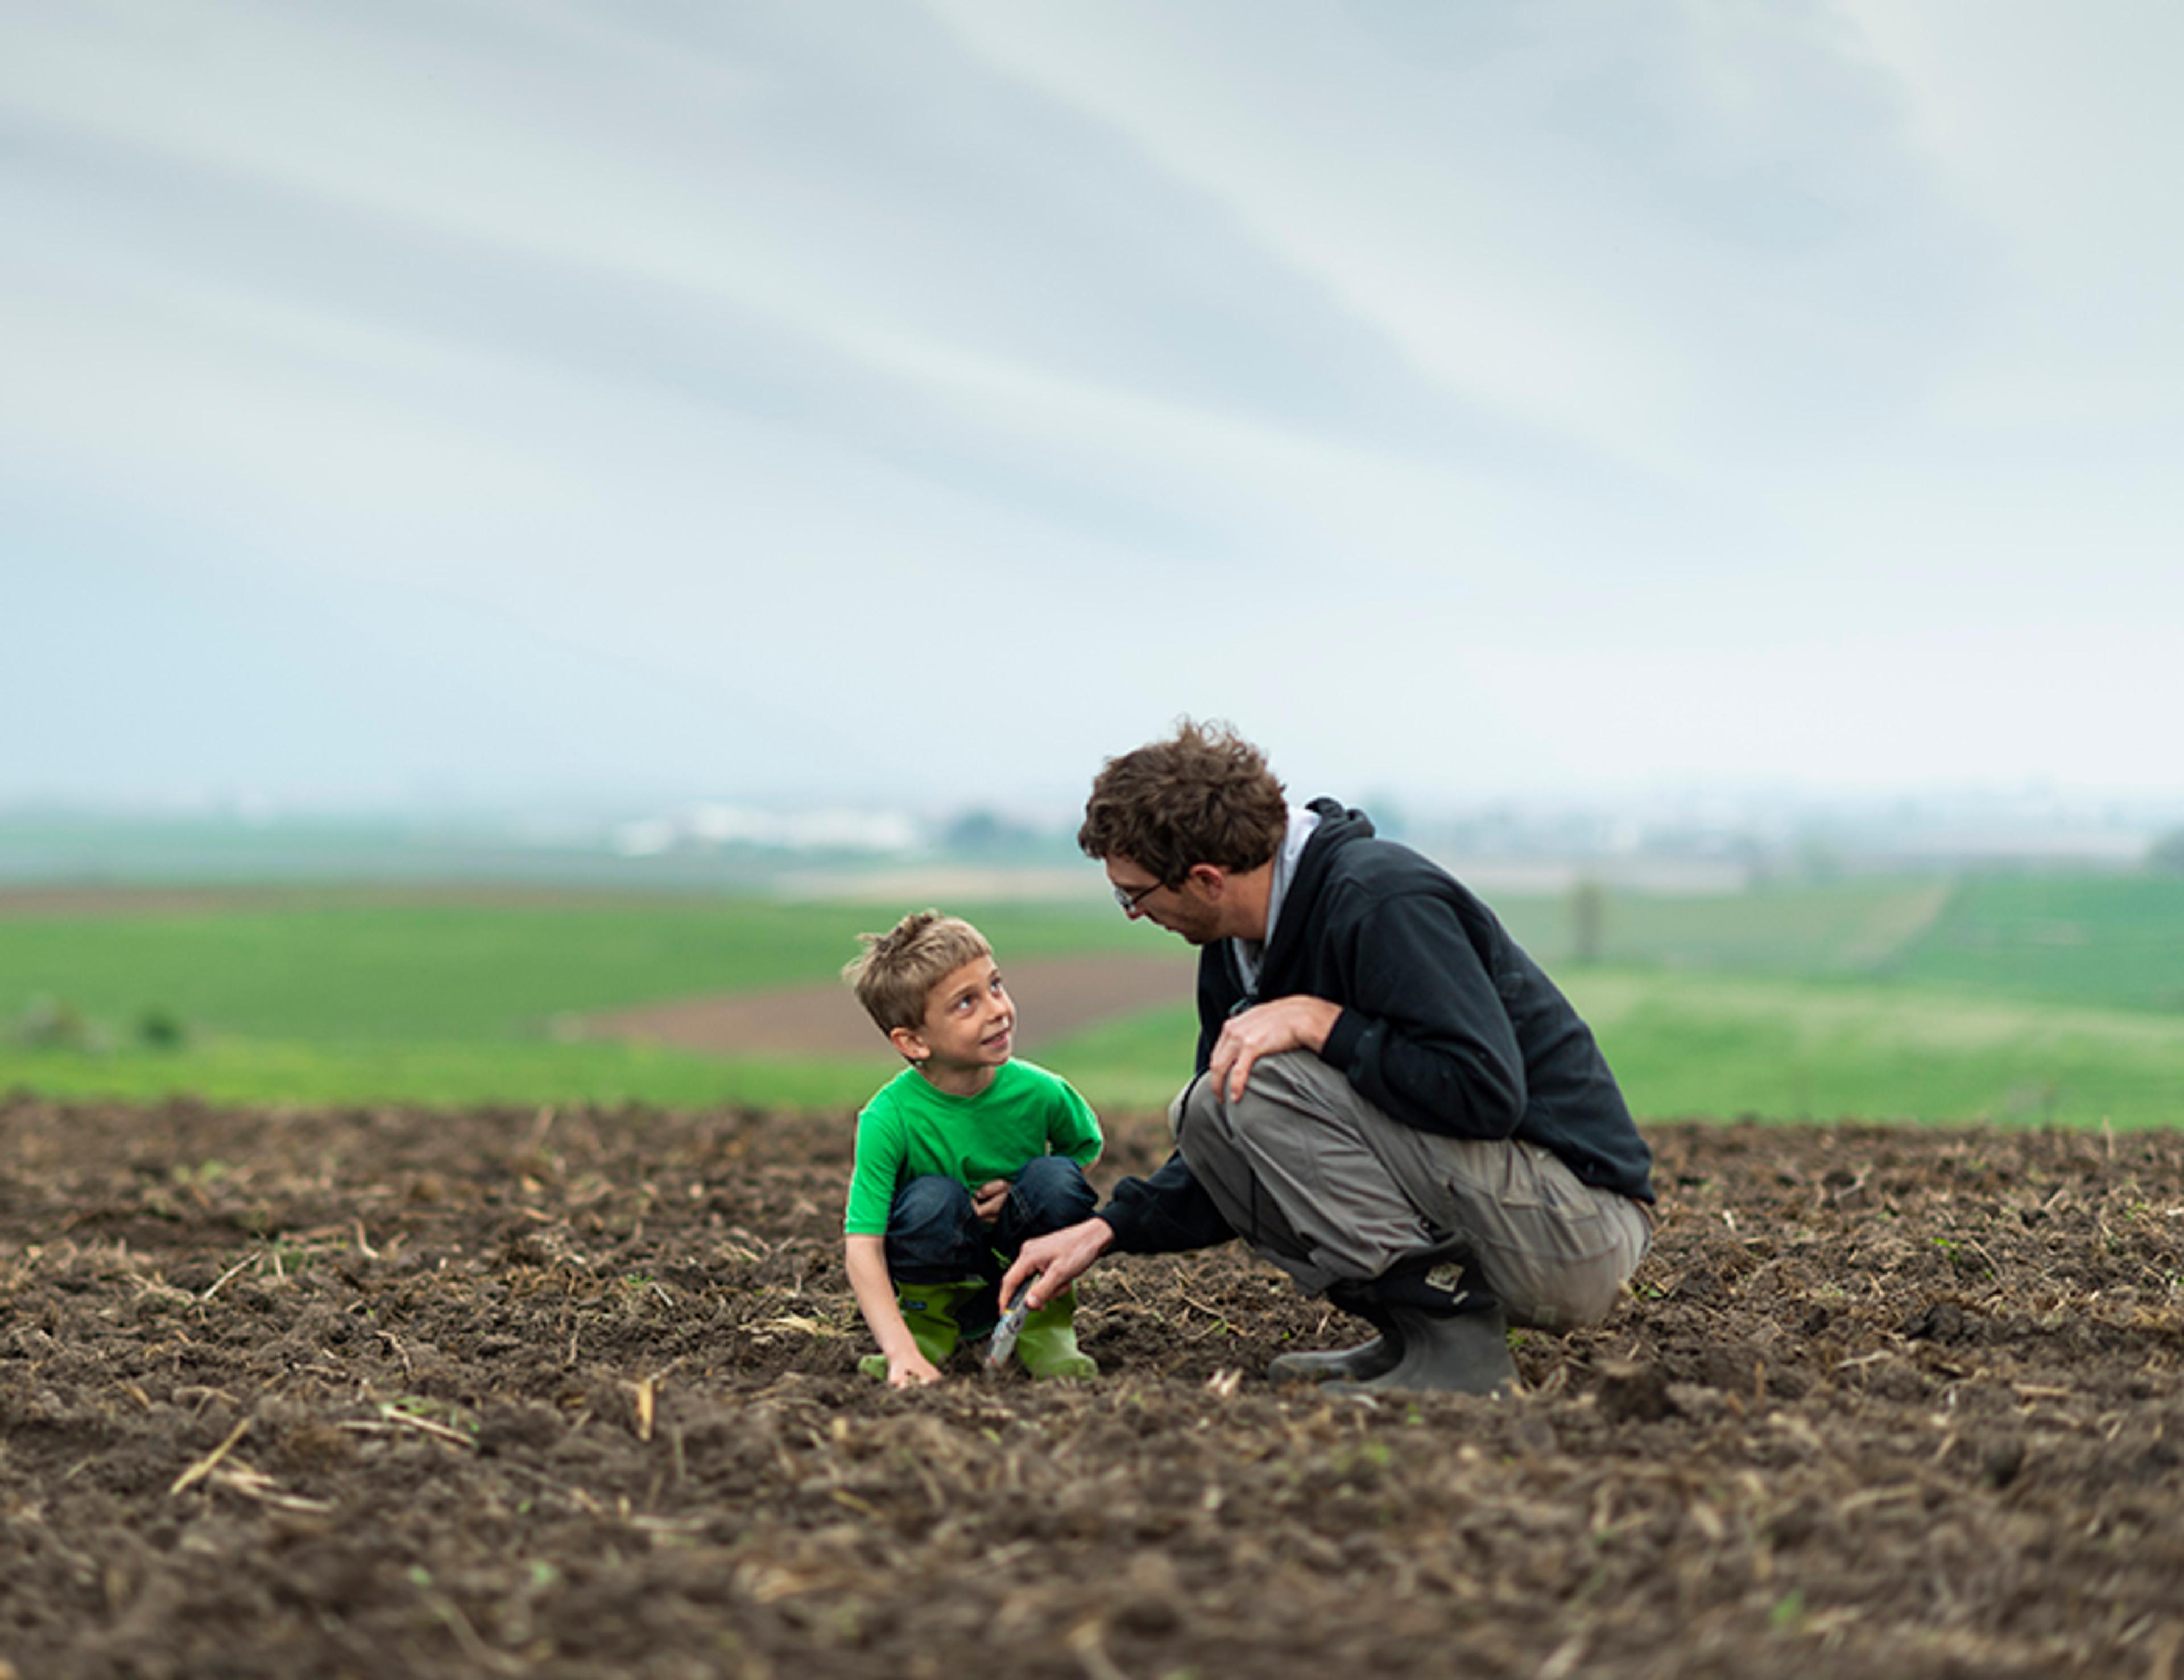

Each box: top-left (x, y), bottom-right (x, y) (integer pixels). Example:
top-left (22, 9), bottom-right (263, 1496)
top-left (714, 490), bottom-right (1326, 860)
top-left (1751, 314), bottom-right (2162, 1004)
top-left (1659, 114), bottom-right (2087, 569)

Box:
top-left (1111, 878), bottom-right (1164, 914)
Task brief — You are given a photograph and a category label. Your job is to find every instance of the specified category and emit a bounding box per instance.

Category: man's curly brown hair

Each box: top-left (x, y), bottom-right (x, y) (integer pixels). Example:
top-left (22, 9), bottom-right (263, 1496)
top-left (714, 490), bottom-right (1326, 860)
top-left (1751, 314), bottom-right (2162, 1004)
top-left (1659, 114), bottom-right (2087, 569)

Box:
top-left (1077, 719), bottom-right (1288, 885)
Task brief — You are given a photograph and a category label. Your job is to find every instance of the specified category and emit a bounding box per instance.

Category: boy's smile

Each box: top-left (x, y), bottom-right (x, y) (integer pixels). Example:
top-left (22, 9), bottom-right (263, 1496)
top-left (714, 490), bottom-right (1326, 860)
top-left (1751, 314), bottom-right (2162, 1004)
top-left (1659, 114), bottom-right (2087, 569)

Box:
top-left (890, 954), bottom-right (1016, 1095)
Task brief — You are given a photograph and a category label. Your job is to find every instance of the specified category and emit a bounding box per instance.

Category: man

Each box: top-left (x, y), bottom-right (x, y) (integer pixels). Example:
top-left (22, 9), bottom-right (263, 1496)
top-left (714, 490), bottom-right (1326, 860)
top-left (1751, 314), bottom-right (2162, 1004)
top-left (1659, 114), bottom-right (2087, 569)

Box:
top-left (999, 721), bottom-right (1654, 1395)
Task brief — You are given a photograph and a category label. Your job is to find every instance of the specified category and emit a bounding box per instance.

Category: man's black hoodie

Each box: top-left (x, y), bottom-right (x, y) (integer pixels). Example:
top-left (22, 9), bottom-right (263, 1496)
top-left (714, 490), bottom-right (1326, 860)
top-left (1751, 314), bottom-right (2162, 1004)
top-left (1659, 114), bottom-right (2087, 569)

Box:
top-left (1097, 798), bottom-right (1654, 1255)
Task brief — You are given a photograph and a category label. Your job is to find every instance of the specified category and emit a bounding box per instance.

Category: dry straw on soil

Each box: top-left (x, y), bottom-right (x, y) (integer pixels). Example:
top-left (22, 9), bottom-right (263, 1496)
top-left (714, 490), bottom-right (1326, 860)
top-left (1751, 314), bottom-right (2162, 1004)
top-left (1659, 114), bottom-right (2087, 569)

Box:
top-left (4, 1095), bottom-right (2184, 1678)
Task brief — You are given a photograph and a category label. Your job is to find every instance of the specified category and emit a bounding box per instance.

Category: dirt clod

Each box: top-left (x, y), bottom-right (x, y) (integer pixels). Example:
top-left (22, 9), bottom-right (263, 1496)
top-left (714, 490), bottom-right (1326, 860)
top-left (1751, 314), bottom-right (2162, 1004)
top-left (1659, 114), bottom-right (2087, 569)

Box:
top-left (1595, 1358), bottom-right (1680, 1422)
top-left (1902, 1300), bottom-right (1973, 1342)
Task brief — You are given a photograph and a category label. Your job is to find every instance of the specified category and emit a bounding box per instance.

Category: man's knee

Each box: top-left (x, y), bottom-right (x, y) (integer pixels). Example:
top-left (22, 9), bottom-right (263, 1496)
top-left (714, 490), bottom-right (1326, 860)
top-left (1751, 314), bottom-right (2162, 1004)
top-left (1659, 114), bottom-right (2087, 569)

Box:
top-left (1199, 1051), bottom-right (1348, 1125)
top-left (1171, 1071), bottom-right (1242, 1180)
top-left (1176, 1054), bottom-right (1370, 1175)
top-left (1240, 1048), bottom-right (1339, 1096)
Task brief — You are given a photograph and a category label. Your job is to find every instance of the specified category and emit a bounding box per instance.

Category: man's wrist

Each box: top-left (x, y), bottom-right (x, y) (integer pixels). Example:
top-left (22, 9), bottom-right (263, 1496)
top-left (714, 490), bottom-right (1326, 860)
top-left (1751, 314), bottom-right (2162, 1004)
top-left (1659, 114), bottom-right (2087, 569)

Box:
top-left (1320, 1005), bottom-right (1363, 1070)
top-left (1293, 996), bottom-right (1341, 1053)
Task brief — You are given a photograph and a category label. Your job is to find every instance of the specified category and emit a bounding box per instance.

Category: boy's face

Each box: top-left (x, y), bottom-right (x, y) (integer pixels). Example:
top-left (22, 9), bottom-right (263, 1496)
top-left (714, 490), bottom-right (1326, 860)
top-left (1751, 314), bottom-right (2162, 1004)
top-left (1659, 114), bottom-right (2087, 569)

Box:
top-left (890, 954), bottom-right (1015, 1077)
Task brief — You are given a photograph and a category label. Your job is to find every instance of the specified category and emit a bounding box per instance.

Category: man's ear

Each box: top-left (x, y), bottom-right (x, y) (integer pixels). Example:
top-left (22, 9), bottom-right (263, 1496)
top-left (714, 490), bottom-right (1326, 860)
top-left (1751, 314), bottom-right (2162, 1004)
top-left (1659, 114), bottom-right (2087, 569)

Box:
top-left (887, 1025), bottom-right (929, 1062)
top-left (1185, 862), bottom-right (1227, 898)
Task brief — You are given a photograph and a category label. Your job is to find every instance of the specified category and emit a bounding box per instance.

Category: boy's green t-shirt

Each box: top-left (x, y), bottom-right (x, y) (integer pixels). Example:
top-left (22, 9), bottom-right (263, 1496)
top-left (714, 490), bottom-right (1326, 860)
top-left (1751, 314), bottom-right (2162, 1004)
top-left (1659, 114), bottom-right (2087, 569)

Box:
top-left (843, 1059), bottom-right (1103, 1236)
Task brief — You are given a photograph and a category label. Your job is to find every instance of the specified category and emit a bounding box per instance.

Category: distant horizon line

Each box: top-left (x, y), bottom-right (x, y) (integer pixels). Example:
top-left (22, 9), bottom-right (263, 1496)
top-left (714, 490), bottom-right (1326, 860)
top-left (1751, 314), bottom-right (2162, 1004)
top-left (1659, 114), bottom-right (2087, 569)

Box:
top-left (4, 780), bottom-right (2181, 827)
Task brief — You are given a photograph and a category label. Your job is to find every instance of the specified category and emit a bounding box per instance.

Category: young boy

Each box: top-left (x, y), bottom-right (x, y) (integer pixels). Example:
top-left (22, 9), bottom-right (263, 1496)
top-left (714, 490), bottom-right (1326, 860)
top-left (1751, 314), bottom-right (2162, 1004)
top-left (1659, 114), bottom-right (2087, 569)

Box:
top-left (841, 909), bottom-right (1103, 1387)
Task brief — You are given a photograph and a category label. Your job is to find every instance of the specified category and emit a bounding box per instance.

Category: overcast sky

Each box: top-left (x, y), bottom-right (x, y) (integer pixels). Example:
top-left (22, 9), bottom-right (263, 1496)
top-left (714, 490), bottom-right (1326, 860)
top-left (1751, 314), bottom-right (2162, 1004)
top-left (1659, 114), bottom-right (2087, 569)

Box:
top-left (5, 1), bottom-right (2179, 816)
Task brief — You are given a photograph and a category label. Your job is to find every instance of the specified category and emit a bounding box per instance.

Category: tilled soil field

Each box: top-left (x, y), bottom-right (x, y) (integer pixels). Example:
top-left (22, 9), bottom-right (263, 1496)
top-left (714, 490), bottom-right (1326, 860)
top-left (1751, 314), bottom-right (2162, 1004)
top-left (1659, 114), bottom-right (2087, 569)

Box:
top-left (5, 1095), bottom-right (2184, 1679)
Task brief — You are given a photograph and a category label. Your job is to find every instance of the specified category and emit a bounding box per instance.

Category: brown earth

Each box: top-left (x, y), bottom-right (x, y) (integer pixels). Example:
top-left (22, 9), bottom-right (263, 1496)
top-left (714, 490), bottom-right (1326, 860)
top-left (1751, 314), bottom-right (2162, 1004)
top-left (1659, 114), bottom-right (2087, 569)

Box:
top-left (586, 952), bottom-right (1195, 1058)
top-left (5, 1095), bottom-right (2184, 1678)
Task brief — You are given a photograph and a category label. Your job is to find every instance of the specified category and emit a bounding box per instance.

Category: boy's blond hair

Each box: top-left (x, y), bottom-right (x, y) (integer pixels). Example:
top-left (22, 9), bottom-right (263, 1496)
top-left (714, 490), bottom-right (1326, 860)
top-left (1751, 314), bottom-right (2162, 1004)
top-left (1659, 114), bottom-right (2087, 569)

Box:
top-left (843, 909), bottom-right (993, 1035)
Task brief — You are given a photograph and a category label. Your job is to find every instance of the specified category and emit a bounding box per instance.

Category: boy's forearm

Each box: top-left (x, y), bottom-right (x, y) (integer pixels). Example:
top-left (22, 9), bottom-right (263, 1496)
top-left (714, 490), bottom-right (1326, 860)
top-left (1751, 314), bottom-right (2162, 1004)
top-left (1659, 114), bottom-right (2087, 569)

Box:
top-left (844, 1236), bottom-right (921, 1359)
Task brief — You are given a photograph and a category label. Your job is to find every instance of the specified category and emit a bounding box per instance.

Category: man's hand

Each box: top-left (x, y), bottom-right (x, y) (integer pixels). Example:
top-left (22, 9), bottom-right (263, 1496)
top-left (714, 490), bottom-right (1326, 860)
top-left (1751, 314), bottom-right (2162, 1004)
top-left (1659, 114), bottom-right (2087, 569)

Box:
top-left (970, 1179), bottom-right (1010, 1226)
top-left (998, 1217), bottom-right (1115, 1311)
top-left (1209, 996), bottom-right (1342, 1102)
top-left (887, 1348), bottom-right (943, 1388)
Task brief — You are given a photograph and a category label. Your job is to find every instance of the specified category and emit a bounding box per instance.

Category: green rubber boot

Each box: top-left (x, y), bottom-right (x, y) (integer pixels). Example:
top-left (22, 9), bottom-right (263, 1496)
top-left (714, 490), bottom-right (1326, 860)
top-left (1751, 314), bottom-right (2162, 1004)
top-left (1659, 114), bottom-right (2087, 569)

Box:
top-left (859, 1278), bottom-right (988, 1380)
top-left (1014, 1288), bottom-right (1098, 1380)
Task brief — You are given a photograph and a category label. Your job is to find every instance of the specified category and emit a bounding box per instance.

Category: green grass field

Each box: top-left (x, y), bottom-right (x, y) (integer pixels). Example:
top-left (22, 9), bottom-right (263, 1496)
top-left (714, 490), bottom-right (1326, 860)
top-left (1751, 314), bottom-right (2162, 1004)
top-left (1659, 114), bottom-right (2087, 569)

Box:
top-left (0, 894), bottom-right (1153, 1043)
top-left (3, 875), bottom-right (2179, 1125)
top-left (1885, 874), bottom-right (2184, 1013)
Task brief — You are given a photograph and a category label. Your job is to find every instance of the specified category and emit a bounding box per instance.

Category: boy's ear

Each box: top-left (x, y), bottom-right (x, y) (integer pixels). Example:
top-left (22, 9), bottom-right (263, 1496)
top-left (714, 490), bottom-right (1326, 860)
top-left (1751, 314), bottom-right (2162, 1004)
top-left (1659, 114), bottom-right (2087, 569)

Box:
top-left (887, 1025), bottom-right (928, 1062)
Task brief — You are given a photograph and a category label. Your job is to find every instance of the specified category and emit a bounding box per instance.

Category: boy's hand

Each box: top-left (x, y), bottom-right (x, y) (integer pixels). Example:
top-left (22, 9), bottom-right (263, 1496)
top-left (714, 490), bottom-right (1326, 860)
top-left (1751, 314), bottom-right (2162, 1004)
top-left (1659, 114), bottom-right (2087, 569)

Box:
top-left (971, 1179), bottom-right (1010, 1225)
top-left (888, 1348), bottom-right (944, 1388)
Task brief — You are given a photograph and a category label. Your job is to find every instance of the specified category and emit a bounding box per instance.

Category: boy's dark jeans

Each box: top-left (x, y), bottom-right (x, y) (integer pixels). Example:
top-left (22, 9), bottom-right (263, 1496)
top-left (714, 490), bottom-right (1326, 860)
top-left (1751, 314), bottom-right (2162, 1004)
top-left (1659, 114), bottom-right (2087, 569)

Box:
top-left (884, 1157), bottom-right (1097, 1306)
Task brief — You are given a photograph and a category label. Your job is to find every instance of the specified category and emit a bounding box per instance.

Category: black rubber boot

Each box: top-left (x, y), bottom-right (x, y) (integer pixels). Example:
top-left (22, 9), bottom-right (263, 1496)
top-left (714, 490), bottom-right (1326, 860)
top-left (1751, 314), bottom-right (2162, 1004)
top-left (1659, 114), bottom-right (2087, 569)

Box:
top-left (1324, 1260), bottom-right (1516, 1397)
top-left (1267, 1284), bottom-right (1403, 1384)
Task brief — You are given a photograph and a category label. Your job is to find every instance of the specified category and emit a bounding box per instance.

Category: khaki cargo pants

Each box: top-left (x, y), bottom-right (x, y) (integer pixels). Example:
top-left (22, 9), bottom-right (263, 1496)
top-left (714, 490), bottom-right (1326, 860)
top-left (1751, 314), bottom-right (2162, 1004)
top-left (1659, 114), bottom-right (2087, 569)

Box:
top-left (1172, 1052), bottom-right (1651, 1330)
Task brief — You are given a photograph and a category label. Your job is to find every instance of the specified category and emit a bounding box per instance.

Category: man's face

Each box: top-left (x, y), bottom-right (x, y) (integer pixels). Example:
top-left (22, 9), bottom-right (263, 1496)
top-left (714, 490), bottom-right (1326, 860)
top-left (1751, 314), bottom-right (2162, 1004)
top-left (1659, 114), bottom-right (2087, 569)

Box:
top-left (1105, 858), bottom-right (1227, 945)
